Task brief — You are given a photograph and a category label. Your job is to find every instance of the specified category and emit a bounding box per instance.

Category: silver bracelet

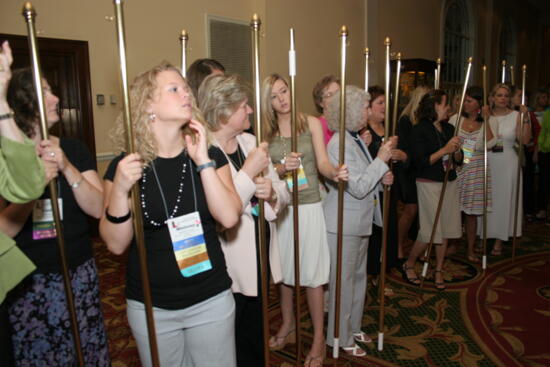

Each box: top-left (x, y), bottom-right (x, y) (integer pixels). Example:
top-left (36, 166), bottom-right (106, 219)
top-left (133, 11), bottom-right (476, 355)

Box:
top-left (70, 177), bottom-right (83, 189)
top-left (196, 160), bottom-right (216, 172)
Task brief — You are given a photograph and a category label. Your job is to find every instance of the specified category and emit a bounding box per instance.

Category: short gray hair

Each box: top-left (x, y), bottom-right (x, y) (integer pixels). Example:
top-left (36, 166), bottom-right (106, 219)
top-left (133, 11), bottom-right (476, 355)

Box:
top-left (326, 85), bottom-right (370, 132)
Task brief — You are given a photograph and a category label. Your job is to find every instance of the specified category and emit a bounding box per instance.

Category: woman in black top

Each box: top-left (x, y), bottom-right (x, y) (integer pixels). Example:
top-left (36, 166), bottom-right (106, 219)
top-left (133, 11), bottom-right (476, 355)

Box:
top-left (395, 86), bottom-right (430, 259)
top-left (100, 62), bottom-right (241, 366)
top-left (402, 90), bottom-right (462, 291)
top-left (364, 86), bottom-right (407, 295)
top-left (1, 68), bottom-right (109, 365)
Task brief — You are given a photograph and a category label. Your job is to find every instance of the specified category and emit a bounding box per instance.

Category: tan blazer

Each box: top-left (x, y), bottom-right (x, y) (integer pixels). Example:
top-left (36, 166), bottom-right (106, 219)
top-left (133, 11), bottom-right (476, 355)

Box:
top-left (218, 133), bottom-right (290, 297)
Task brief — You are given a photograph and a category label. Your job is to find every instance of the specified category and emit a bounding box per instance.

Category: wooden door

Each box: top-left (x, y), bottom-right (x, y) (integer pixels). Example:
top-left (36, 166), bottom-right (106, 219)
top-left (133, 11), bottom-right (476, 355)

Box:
top-left (0, 33), bottom-right (96, 163)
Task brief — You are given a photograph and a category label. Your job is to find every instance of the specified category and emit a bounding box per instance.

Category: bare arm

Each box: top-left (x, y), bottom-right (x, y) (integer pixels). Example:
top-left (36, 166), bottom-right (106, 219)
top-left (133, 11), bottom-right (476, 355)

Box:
top-left (185, 120), bottom-right (241, 228)
top-left (0, 198), bottom-right (33, 238)
top-left (308, 115), bottom-right (347, 181)
top-left (99, 154), bottom-right (141, 255)
top-left (517, 107), bottom-right (531, 144)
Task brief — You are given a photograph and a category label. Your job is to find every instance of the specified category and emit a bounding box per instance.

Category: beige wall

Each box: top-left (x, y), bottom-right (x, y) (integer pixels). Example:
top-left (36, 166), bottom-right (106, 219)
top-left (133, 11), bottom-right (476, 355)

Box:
top-left (265, 0), bottom-right (365, 114)
top-left (1, 0), bottom-right (548, 174)
top-left (366, 0), bottom-right (441, 87)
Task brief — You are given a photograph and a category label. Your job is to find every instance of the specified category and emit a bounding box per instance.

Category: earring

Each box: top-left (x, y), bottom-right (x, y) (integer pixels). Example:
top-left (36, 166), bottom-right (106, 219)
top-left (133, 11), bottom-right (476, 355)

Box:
top-left (149, 113), bottom-right (156, 122)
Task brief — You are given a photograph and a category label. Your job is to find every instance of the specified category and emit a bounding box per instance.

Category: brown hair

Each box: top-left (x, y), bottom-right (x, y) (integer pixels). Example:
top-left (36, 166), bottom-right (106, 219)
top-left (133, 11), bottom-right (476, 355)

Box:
top-left (312, 75), bottom-right (340, 114)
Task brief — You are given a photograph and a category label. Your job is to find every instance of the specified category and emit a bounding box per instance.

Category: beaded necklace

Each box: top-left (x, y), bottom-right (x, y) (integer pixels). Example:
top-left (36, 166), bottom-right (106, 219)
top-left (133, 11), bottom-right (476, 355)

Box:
top-left (140, 154), bottom-right (187, 227)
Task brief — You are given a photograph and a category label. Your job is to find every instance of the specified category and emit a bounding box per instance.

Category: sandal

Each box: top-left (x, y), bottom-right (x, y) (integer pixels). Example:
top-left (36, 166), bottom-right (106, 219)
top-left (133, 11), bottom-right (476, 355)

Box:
top-left (353, 331), bottom-right (372, 343)
top-left (268, 329), bottom-right (296, 351)
top-left (401, 263), bottom-right (420, 285)
top-left (433, 270), bottom-right (446, 291)
top-left (304, 344), bottom-right (325, 367)
top-left (384, 287), bottom-right (395, 297)
top-left (467, 254), bottom-right (480, 263)
top-left (342, 343), bottom-right (367, 357)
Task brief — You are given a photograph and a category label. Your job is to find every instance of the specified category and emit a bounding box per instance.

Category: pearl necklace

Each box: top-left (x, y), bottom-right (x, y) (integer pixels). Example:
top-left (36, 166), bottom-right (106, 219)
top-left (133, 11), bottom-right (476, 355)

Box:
top-left (140, 158), bottom-right (187, 227)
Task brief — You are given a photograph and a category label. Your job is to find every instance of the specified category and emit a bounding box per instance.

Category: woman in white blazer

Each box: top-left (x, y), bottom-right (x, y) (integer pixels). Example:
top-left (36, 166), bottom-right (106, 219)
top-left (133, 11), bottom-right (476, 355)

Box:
top-left (198, 73), bottom-right (290, 367)
top-left (323, 85), bottom-right (395, 357)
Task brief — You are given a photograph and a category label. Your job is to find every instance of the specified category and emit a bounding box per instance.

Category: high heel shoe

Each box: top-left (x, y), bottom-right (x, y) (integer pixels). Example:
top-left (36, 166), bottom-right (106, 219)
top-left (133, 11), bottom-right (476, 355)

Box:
top-left (268, 329), bottom-right (296, 351)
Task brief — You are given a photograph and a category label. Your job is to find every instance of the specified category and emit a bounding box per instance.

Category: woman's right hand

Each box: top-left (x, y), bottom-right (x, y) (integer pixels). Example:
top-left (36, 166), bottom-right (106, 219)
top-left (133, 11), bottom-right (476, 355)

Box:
top-left (283, 152), bottom-right (303, 172)
top-left (242, 142), bottom-right (270, 178)
top-left (42, 157), bottom-right (59, 183)
top-left (377, 136), bottom-right (397, 162)
top-left (112, 153), bottom-right (143, 194)
top-left (444, 136), bottom-right (460, 154)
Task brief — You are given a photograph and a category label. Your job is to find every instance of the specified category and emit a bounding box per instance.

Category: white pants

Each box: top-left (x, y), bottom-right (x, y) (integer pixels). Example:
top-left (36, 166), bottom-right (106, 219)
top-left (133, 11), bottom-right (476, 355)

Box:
top-left (127, 289), bottom-right (236, 367)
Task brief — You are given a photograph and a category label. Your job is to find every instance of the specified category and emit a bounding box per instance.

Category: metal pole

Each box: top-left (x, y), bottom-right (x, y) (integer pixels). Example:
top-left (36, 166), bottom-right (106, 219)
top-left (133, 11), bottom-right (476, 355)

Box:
top-left (482, 65), bottom-right (489, 271)
top-left (377, 36), bottom-right (391, 352)
top-left (180, 29), bottom-right (188, 78)
top-left (332, 25), bottom-right (348, 360)
top-left (511, 65), bottom-right (527, 262)
top-left (22, 3), bottom-right (84, 365)
top-left (113, 1), bottom-right (160, 365)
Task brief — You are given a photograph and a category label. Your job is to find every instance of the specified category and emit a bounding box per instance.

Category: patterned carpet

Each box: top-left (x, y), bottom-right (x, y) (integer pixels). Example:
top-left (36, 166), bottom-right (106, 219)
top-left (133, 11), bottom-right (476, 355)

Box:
top-left (95, 222), bottom-right (550, 366)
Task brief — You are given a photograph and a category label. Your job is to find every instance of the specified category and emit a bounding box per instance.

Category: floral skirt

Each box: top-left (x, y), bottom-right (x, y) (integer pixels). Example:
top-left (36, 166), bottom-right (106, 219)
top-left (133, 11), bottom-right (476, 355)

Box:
top-left (7, 258), bottom-right (110, 366)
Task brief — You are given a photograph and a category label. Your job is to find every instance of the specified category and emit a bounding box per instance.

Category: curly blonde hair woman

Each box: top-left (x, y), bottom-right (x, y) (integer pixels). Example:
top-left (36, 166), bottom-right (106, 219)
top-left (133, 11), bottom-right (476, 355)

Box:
top-left (100, 61), bottom-right (241, 366)
top-left (110, 61), bottom-right (210, 166)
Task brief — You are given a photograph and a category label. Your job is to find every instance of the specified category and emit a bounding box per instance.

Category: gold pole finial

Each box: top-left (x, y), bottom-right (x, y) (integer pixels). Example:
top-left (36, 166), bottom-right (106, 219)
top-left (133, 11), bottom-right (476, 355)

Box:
top-left (436, 57), bottom-right (441, 64)
top-left (251, 13), bottom-right (261, 28)
top-left (180, 29), bottom-right (188, 41)
top-left (22, 2), bottom-right (36, 20)
top-left (396, 52), bottom-right (402, 60)
top-left (522, 64), bottom-right (527, 72)
top-left (364, 47), bottom-right (369, 55)
top-left (340, 25), bottom-right (348, 36)
top-left (501, 59), bottom-right (506, 66)
top-left (384, 37), bottom-right (391, 46)
top-left (468, 56), bottom-right (473, 63)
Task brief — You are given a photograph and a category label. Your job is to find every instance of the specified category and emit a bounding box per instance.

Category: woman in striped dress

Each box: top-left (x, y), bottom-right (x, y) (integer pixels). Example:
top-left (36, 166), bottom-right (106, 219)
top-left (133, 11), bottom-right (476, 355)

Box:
top-left (449, 87), bottom-right (496, 262)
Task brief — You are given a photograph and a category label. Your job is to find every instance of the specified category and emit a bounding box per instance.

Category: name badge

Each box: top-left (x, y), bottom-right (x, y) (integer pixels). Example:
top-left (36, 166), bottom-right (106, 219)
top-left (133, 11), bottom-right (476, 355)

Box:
top-left (283, 158), bottom-right (309, 192)
top-left (462, 138), bottom-right (476, 164)
top-left (32, 198), bottom-right (63, 240)
top-left (167, 211), bottom-right (212, 277)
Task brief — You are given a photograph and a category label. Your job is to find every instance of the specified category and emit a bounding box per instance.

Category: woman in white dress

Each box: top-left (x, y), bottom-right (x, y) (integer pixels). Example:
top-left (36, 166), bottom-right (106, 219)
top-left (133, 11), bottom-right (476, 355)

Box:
top-left (484, 84), bottom-right (531, 255)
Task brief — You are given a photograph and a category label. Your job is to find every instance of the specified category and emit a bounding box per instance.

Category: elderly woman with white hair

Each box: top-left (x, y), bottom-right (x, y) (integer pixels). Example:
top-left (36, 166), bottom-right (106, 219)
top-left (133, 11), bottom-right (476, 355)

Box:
top-left (323, 85), bottom-right (395, 357)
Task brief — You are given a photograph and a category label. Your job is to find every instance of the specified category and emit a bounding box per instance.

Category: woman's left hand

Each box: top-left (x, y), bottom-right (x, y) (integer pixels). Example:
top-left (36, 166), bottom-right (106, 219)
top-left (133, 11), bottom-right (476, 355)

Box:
top-left (185, 119), bottom-right (210, 165)
top-left (519, 105), bottom-right (529, 115)
top-left (382, 171), bottom-right (394, 185)
top-left (38, 138), bottom-right (68, 172)
top-left (391, 148), bottom-right (407, 162)
top-left (333, 164), bottom-right (349, 182)
top-left (254, 176), bottom-right (273, 201)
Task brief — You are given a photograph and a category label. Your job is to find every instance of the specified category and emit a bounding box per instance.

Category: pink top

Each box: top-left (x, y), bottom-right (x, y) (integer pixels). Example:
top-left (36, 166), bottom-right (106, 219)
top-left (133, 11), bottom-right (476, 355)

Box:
top-left (319, 115), bottom-right (334, 145)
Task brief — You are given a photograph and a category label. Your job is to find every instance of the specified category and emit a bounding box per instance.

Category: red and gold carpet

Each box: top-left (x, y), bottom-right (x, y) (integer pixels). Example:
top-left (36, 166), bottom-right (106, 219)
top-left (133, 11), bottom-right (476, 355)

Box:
top-left (95, 222), bottom-right (550, 366)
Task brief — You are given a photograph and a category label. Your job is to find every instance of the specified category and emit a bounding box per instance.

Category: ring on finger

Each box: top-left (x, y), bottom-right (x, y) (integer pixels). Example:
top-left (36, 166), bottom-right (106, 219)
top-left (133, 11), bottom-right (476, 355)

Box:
top-left (49, 151), bottom-right (55, 157)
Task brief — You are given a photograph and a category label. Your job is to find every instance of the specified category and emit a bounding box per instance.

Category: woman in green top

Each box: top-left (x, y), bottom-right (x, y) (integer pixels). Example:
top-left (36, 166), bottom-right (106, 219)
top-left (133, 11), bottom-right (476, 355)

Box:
top-left (0, 40), bottom-right (50, 365)
top-left (262, 74), bottom-right (347, 366)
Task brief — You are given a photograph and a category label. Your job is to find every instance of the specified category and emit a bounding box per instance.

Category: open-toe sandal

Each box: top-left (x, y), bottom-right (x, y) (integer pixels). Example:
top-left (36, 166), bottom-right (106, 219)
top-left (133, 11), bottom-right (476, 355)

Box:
top-left (342, 343), bottom-right (367, 357)
top-left (268, 329), bottom-right (296, 351)
top-left (353, 331), bottom-right (372, 343)
top-left (433, 270), bottom-right (446, 291)
top-left (467, 254), bottom-right (480, 263)
top-left (401, 263), bottom-right (420, 285)
top-left (304, 344), bottom-right (325, 367)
